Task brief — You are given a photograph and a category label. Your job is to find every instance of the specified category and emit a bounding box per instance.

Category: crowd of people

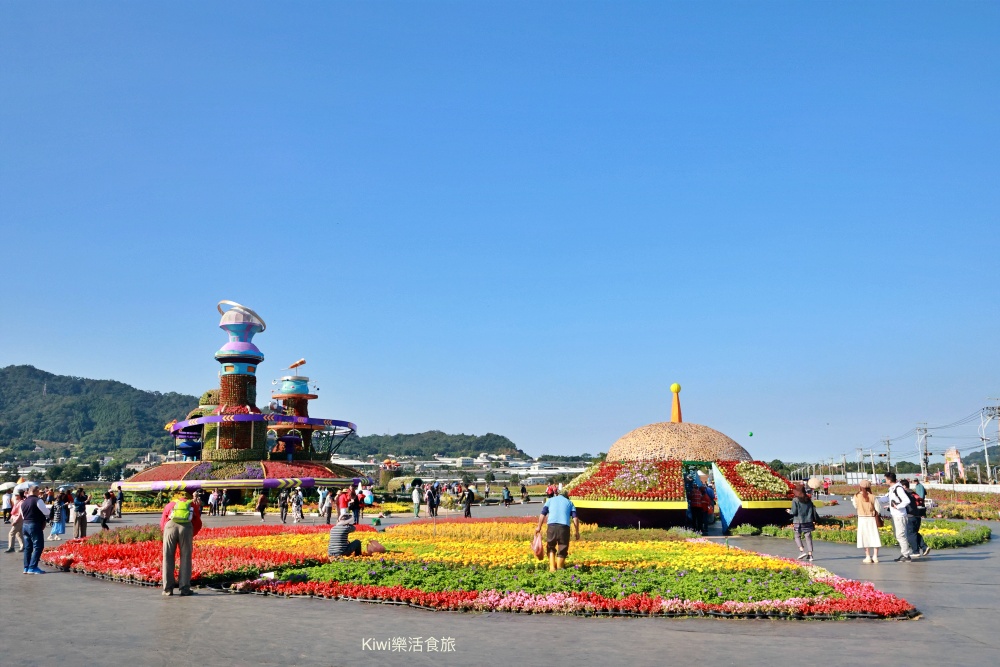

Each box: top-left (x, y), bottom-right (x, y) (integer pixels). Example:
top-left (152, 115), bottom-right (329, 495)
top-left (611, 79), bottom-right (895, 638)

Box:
top-left (787, 473), bottom-right (931, 564)
top-left (1, 484), bottom-right (122, 574)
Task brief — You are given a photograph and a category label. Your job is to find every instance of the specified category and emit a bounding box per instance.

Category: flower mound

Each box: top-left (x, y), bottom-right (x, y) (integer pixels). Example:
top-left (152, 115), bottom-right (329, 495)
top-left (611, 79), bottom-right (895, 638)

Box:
top-left (566, 460), bottom-right (685, 501)
top-left (715, 460), bottom-right (794, 500)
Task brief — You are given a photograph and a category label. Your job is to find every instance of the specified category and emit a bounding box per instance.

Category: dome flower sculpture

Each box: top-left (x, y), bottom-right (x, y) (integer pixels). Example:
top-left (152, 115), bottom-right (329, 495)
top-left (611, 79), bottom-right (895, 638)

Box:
top-left (567, 384), bottom-right (794, 530)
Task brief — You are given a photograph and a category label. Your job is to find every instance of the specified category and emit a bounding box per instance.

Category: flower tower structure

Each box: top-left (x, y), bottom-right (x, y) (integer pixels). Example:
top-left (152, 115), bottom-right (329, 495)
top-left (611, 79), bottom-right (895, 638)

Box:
top-left (208, 301), bottom-right (268, 458)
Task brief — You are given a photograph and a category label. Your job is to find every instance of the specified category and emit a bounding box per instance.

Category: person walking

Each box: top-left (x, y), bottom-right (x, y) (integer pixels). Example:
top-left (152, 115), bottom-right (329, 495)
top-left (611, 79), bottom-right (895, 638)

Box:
top-left (535, 489), bottom-right (581, 572)
top-left (412, 485), bottom-right (422, 518)
top-left (208, 490), bottom-right (218, 516)
top-left (73, 488), bottom-right (90, 539)
top-left (788, 484), bottom-right (817, 561)
top-left (901, 479), bottom-right (929, 557)
top-left (115, 486), bottom-right (125, 518)
top-left (321, 490), bottom-right (333, 524)
top-left (98, 492), bottom-right (116, 531)
top-left (4, 490), bottom-right (26, 553)
top-left (463, 486), bottom-right (475, 518)
top-left (502, 485), bottom-right (512, 508)
top-left (160, 490), bottom-right (203, 596)
top-left (2, 490), bottom-right (12, 524)
top-left (47, 491), bottom-right (68, 540)
top-left (687, 479), bottom-right (706, 534)
top-left (219, 490), bottom-right (228, 516)
top-left (336, 487), bottom-right (350, 520)
top-left (851, 479), bottom-right (883, 563)
top-left (278, 489), bottom-right (289, 523)
top-left (20, 486), bottom-right (50, 574)
top-left (424, 485), bottom-right (435, 518)
top-left (878, 472), bottom-right (913, 562)
top-left (291, 488), bottom-right (304, 523)
top-left (349, 488), bottom-right (361, 525)
top-left (256, 491), bottom-right (269, 522)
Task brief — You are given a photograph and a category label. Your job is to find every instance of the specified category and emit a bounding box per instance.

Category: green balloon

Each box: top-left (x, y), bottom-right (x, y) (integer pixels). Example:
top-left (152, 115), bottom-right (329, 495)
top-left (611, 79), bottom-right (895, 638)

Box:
top-left (748, 432), bottom-right (753, 437)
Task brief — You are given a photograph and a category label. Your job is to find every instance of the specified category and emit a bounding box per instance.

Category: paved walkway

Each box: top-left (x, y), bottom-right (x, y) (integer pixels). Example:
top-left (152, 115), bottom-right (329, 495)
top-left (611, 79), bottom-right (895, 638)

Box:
top-left (1, 502), bottom-right (996, 667)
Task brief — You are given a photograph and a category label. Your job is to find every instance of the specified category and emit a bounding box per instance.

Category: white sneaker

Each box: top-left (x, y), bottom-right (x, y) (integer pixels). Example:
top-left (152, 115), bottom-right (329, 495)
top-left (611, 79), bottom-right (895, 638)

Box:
top-left (863, 556), bottom-right (872, 563)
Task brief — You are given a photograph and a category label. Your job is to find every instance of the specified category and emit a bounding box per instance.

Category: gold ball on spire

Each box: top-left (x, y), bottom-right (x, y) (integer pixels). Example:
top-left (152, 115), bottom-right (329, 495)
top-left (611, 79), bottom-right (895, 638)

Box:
top-left (670, 383), bottom-right (681, 394)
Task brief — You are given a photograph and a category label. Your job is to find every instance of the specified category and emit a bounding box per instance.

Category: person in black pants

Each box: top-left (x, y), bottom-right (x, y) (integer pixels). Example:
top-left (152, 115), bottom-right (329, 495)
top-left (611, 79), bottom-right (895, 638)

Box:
top-left (463, 487), bottom-right (475, 518)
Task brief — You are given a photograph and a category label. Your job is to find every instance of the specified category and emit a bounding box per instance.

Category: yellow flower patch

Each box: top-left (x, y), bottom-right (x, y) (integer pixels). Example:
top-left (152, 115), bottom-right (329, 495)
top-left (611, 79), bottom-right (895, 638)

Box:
top-left (200, 522), bottom-right (799, 573)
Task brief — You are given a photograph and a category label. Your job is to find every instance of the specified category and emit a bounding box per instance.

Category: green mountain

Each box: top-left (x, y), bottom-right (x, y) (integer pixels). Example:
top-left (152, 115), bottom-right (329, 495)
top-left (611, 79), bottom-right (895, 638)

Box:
top-left (0, 365), bottom-right (198, 460)
top-left (963, 444), bottom-right (1000, 468)
top-left (334, 430), bottom-right (528, 460)
top-left (0, 366), bottom-right (529, 464)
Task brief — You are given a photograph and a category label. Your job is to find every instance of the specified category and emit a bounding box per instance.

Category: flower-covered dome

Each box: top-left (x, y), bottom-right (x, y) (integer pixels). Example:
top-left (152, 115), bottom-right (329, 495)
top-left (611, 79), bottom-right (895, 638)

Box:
top-left (606, 421), bottom-right (751, 462)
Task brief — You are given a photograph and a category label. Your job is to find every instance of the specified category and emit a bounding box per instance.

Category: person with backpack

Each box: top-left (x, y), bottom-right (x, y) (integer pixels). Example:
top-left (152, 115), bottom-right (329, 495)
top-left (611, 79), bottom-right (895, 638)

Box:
top-left (878, 472), bottom-right (914, 562)
top-left (900, 479), bottom-right (929, 556)
top-left (501, 485), bottom-right (512, 508)
top-left (159, 490), bottom-right (203, 596)
top-left (788, 484), bottom-right (818, 561)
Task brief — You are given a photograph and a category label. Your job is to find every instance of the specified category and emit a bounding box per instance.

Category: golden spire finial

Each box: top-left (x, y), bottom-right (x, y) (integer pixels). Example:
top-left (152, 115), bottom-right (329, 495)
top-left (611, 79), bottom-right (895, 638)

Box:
top-left (670, 383), bottom-right (682, 423)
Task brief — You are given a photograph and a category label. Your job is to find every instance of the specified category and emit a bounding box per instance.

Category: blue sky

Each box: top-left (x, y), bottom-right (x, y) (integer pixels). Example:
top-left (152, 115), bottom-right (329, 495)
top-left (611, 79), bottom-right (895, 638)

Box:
top-left (1, 2), bottom-right (997, 463)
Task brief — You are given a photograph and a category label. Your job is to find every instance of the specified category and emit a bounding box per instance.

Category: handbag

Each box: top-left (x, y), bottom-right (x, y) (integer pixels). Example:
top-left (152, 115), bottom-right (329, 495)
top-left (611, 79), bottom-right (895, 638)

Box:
top-left (874, 513), bottom-right (884, 528)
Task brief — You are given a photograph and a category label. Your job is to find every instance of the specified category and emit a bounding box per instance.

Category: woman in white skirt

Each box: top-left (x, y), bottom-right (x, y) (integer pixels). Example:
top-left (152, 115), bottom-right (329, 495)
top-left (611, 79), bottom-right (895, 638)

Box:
top-left (852, 479), bottom-right (883, 563)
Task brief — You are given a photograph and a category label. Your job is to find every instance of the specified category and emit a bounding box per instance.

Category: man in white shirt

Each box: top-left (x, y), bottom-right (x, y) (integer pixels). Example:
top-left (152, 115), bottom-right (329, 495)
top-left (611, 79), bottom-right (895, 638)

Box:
top-left (2, 490), bottom-right (12, 523)
top-left (877, 472), bottom-right (913, 562)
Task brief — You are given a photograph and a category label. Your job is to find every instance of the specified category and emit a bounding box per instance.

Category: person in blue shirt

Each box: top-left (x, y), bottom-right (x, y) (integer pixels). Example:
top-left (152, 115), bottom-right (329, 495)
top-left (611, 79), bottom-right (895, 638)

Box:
top-left (535, 490), bottom-right (581, 572)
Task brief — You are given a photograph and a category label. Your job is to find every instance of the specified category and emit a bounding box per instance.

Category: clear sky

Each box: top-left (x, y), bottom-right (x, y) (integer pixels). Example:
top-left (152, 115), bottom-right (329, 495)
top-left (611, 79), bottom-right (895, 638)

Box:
top-left (1, 2), bottom-right (997, 463)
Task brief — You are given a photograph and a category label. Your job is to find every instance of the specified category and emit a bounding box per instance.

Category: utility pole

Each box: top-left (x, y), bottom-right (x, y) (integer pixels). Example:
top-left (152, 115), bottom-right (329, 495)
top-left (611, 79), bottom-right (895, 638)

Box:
top-left (869, 448), bottom-right (876, 478)
top-left (916, 424), bottom-right (929, 480)
top-left (842, 454), bottom-right (848, 483)
top-left (884, 439), bottom-right (892, 473)
top-left (982, 404), bottom-right (999, 483)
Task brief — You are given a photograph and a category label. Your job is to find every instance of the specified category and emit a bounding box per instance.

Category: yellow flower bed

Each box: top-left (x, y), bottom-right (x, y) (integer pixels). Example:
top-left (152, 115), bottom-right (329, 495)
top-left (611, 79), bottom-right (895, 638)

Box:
top-left (201, 533), bottom-right (328, 555)
top-left (200, 521), bottom-right (798, 573)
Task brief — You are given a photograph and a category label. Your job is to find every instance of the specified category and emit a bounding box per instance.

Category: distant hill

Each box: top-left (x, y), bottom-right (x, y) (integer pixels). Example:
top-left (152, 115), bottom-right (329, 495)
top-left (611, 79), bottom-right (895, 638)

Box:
top-left (963, 444), bottom-right (1000, 468)
top-left (0, 366), bottom-right (529, 464)
top-left (336, 430), bottom-right (528, 460)
top-left (0, 365), bottom-right (198, 459)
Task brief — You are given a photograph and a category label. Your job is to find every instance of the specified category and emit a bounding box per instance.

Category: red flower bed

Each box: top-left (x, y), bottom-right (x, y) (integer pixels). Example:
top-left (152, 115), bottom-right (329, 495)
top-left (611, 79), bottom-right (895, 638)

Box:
top-left (126, 462), bottom-right (200, 483)
top-left (40, 524), bottom-right (374, 584)
top-left (232, 574), bottom-right (914, 618)
top-left (567, 460), bottom-right (685, 501)
top-left (261, 461), bottom-right (343, 479)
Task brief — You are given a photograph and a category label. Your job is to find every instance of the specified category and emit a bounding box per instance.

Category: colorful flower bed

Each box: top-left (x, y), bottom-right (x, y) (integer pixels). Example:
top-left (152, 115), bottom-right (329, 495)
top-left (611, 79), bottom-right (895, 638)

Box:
top-left (261, 461), bottom-right (353, 479)
top-left (41, 524), bottom-right (376, 584)
top-left (715, 460), bottom-right (794, 500)
top-left (566, 460), bottom-right (685, 501)
top-left (244, 518), bottom-right (915, 618)
top-left (180, 461), bottom-right (265, 480)
top-left (41, 519), bottom-right (917, 618)
top-left (125, 462), bottom-right (200, 483)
